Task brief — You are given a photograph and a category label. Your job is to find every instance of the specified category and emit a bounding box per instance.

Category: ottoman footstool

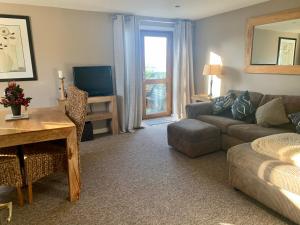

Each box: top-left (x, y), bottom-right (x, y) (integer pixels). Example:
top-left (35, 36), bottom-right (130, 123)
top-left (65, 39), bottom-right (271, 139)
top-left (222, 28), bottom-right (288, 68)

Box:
top-left (167, 119), bottom-right (221, 158)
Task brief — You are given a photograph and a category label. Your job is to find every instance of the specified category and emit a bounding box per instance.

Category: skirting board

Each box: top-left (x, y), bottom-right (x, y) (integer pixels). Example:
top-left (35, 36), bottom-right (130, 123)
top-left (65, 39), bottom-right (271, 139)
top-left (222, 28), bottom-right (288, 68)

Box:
top-left (93, 127), bottom-right (109, 135)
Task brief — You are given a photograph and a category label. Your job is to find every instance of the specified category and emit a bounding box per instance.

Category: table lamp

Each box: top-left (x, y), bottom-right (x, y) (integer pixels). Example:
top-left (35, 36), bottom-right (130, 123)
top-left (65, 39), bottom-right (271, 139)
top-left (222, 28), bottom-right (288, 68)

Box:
top-left (202, 64), bottom-right (222, 97)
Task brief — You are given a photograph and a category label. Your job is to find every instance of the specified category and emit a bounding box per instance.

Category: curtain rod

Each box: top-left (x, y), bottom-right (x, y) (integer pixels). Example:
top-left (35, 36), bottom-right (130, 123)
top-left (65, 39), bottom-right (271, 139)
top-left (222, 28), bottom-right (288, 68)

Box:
top-left (113, 14), bottom-right (186, 24)
top-left (140, 19), bottom-right (176, 24)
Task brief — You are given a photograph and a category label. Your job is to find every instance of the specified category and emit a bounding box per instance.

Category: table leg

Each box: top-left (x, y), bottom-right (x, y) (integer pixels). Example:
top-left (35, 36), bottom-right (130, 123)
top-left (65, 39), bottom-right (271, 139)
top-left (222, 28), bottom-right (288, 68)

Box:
top-left (111, 96), bottom-right (119, 135)
top-left (66, 128), bottom-right (80, 202)
top-left (16, 146), bottom-right (24, 168)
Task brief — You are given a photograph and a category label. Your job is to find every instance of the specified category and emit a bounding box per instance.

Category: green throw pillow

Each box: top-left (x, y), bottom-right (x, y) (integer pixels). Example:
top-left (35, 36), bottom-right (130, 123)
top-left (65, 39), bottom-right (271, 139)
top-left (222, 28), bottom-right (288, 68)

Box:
top-left (288, 112), bottom-right (300, 133)
top-left (212, 93), bottom-right (236, 115)
top-left (255, 97), bottom-right (289, 127)
top-left (231, 91), bottom-right (256, 121)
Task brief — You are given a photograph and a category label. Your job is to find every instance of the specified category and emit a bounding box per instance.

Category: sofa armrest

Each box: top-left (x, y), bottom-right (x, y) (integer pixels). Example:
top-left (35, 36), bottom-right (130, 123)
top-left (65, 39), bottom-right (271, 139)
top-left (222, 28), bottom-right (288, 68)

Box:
top-left (186, 102), bottom-right (213, 119)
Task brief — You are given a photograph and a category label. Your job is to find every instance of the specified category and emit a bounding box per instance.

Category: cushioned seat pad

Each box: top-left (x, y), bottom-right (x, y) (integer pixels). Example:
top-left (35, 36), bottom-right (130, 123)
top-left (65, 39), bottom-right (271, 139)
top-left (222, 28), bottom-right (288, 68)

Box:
top-left (228, 143), bottom-right (300, 196)
top-left (197, 115), bottom-right (245, 133)
top-left (227, 124), bottom-right (292, 142)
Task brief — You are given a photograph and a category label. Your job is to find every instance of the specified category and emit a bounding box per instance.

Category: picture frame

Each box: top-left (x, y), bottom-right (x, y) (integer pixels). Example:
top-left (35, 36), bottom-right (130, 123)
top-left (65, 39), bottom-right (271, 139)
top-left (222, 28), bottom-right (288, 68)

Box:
top-left (277, 37), bottom-right (297, 66)
top-left (0, 14), bottom-right (37, 81)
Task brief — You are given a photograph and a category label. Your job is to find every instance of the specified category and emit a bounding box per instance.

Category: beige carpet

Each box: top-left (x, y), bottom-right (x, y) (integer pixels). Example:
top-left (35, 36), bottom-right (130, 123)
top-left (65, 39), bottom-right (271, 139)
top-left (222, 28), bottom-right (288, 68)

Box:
top-left (0, 124), bottom-right (295, 225)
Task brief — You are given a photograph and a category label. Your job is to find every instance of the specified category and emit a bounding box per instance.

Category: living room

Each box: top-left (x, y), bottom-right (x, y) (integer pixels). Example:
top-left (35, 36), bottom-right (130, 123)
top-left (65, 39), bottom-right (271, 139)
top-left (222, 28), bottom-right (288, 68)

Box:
top-left (0, 0), bottom-right (300, 224)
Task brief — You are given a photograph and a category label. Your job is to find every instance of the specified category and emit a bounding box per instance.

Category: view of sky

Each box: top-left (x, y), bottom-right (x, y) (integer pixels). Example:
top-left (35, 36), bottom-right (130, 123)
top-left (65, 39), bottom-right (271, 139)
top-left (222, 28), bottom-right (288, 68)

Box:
top-left (144, 36), bottom-right (167, 73)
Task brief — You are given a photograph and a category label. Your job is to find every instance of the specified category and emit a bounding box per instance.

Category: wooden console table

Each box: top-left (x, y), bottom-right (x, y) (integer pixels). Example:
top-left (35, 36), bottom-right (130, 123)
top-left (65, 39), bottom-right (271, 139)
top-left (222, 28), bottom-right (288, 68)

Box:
top-left (58, 95), bottom-right (119, 135)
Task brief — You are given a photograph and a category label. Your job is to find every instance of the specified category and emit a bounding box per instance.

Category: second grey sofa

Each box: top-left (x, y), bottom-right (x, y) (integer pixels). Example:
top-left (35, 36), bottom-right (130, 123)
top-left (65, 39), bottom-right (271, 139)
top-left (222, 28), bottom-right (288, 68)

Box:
top-left (228, 142), bottom-right (300, 225)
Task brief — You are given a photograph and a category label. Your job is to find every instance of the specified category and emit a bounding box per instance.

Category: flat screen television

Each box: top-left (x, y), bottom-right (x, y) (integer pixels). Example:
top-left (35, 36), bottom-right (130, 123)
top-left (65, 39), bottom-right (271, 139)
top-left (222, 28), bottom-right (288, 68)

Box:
top-left (73, 66), bottom-right (114, 97)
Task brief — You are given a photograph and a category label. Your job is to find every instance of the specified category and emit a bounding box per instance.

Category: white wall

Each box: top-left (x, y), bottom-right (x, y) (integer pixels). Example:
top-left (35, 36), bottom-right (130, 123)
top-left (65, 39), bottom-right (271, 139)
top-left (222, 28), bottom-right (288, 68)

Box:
top-left (194, 0), bottom-right (300, 96)
top-left (0, 3), bottom-right (114, 107)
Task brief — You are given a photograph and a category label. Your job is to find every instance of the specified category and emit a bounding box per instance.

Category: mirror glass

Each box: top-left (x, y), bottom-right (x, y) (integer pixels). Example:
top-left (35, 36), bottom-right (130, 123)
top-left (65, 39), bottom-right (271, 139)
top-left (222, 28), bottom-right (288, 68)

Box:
top-left (251, 19), bottom-right (300, 65)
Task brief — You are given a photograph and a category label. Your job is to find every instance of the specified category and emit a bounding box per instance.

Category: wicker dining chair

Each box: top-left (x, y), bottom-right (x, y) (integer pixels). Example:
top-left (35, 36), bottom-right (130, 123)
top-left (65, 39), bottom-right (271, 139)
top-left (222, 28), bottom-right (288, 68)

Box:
top-left (23, 86), bottom-right (88, 204)
top-left (0, 148), bottom-right (24, 207)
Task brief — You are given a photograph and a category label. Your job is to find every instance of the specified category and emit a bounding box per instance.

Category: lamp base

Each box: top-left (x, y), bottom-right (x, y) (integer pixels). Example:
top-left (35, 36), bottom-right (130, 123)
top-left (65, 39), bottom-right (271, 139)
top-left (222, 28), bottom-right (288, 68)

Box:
top-left (209, 77), bottom-right (213, 97)
top-left (59, 78), bottom-right (66, 100)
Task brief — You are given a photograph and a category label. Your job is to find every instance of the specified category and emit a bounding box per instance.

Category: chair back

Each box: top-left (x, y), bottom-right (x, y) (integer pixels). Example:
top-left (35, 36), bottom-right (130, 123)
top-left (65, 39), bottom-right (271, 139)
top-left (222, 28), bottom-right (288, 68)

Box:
top-left (66, 86), bottom-right (88, 143)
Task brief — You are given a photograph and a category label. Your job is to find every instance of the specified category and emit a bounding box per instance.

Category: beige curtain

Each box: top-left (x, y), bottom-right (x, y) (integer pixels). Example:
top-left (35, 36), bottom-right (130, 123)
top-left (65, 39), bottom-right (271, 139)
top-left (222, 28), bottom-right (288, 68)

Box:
top-left (173, 20), bottom-right (195, 119)
top-left (113, 15), bottom-right (143, 132)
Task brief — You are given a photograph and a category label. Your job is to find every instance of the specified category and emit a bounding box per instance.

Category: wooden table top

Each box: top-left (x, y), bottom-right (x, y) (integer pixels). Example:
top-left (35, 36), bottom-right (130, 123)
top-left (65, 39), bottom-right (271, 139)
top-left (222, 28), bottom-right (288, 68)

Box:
top-left (0, 107), bottom-right (75, 136)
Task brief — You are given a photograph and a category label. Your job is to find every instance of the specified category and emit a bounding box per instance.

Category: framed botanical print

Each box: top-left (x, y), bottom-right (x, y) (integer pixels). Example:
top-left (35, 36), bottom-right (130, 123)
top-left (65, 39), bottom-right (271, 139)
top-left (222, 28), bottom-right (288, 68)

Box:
top-left (277, 37), bottom-right (297, 66)
top-left (0, 15), bottom-right (37, 81)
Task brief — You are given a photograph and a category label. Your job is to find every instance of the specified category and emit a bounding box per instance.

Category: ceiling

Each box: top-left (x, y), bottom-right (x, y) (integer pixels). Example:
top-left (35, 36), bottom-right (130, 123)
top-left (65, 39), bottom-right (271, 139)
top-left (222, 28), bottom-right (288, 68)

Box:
top-left (0, 0), bottom-right (269, 20)
top-left (257, 19), bottom-right (300, 33)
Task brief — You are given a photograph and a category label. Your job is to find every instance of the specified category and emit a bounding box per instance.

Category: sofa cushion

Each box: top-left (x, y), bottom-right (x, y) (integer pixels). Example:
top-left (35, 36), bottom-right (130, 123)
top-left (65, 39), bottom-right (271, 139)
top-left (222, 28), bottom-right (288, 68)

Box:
top-left (259, 94), bottom-right (300, 114)
top-left (289, 112), bottom-right (300, 133)
top-left (256, 97), bottom-right (289, 127)
top-left (217, 109), bottom-right (235, 118)
top-left (231, 91), bottom-right (256, 121)
top-left (212, 93), bottom-right (236, 115)
top-left (228, 143), bottom-right (300, 196)
top-left (228, 90), bottom-right (264, 109)
top-left (227, 124), bottom-right (293, 142)
top-left (197, 115), bottom-right (245, 133)
top-left (251, 133), bottom-right (300, 167)
top-left (186, 102), bottom-right (213, 119)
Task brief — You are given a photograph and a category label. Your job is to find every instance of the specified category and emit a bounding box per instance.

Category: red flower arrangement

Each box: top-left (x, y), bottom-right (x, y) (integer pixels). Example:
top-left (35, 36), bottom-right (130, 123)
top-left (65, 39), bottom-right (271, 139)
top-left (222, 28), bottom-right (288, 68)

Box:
top-left (0, 81), bottom-right (32, 108)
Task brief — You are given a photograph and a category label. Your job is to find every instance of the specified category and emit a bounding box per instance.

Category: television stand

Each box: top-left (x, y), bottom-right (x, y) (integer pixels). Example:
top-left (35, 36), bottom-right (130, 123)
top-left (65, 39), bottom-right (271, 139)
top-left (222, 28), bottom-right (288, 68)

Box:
top-left (58, 95), bottom-right (119, 135)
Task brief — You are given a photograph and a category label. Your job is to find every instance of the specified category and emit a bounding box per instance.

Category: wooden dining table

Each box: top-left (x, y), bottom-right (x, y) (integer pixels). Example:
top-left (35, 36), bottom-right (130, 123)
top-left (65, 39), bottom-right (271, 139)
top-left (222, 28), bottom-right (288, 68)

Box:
top-left (0, 107), bottom-right (80, 202)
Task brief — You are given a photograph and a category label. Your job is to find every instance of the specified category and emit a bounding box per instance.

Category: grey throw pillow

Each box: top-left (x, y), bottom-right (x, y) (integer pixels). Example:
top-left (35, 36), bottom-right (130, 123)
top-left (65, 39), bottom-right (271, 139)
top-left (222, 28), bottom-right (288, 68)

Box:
top-left (288, 112), bottom-right (300, 133)
top-left (231, 91), bottom-right (256, 121)
top-left (256, 97), bottom-right (289, 127)
top-left (212, 93), bottom-right (236, 115)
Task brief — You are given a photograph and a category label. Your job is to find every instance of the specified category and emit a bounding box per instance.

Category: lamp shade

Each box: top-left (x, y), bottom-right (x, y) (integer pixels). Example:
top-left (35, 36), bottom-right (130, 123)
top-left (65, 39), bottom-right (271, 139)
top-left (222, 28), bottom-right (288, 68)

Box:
top-left (203, 64), bottom-right (222, 76)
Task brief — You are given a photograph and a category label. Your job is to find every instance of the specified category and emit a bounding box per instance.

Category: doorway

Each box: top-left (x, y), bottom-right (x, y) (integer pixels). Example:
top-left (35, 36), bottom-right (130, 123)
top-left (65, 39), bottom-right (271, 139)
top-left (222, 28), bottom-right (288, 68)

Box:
top-left (141, 31), bottom-right (173, 119)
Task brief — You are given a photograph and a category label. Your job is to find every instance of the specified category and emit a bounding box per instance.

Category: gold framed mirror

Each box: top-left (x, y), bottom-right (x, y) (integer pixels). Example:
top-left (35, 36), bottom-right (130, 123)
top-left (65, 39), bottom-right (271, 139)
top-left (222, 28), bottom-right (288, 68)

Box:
top-left (245, 7), bottom-right (300, 75)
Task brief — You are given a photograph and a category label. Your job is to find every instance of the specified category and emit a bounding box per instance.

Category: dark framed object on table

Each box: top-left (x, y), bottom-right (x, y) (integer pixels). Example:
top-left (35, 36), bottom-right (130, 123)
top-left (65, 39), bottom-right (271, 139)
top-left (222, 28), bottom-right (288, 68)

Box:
top-left (277, 37), bottom-right (297, 66)
top-left (0, 14), bottom-right (37, 81)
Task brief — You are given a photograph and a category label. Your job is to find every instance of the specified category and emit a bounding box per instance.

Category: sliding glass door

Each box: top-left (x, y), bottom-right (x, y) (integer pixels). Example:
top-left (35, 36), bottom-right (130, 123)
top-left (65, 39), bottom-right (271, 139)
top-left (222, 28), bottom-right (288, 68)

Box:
top-left (141, 31), bottom-right (173, 119)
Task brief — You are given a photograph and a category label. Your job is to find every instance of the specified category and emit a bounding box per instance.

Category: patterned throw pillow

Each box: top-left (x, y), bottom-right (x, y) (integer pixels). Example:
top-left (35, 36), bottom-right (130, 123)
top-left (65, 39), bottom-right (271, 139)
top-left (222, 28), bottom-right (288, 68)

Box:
top-left (212, 93), bottom-right (236, 115)
top-left (231, 91), bottom-right (256, 121)
top-left (288, 112), bottom-right (300, 133)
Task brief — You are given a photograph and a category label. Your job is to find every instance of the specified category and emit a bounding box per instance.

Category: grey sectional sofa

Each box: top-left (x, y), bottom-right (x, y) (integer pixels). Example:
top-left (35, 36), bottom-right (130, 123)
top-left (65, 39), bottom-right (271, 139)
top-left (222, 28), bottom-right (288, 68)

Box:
top-left (186, 90), bottom-right (300, 150)
top-left (185, 90), bottom-right (300, 224)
